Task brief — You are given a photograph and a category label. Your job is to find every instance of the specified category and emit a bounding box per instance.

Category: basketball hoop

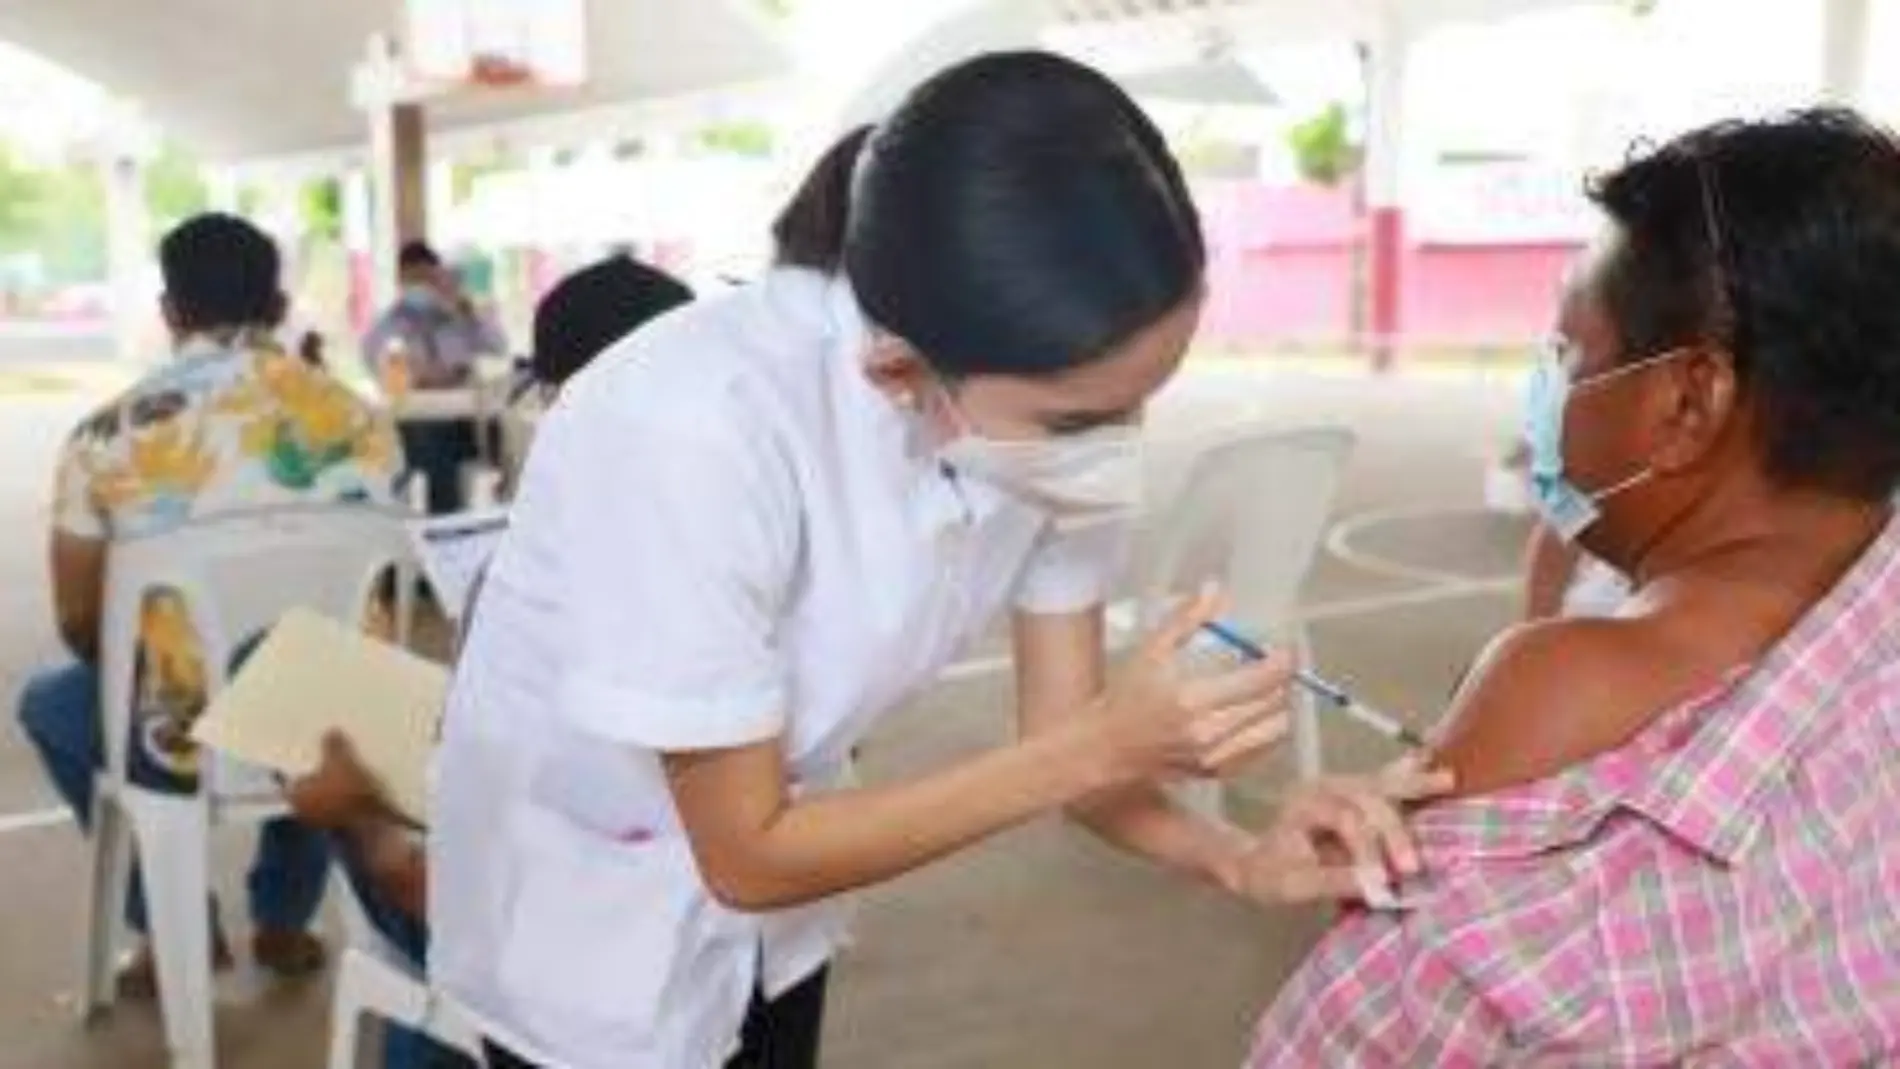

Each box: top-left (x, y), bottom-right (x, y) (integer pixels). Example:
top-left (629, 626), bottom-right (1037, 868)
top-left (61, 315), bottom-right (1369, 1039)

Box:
top-left (404, 0), bottom-right (586, 93)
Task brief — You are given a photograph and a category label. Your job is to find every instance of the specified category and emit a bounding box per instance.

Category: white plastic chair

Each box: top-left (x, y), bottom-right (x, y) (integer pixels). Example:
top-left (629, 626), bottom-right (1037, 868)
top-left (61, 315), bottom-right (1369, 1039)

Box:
top-left (1120, 425), bottom-right (1357, 788)
top-left (79, 505), bottom-right (416, 1069)
top-left (325, 875), bottom-right (482, 1069)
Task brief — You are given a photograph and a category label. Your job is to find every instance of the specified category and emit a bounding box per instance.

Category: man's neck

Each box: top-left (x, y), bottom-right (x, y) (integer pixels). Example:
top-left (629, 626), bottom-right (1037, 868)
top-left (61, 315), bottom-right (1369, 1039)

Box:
top-left (173, 323), bottom-right (266, 356)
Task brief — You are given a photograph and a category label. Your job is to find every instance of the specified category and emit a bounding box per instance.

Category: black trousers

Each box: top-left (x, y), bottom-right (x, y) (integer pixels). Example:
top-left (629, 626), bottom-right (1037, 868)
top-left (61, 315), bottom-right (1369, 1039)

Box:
top-left (399, 420), bottom-right (480, 516)
top-left (482, 967), bottom-right (830, 1069)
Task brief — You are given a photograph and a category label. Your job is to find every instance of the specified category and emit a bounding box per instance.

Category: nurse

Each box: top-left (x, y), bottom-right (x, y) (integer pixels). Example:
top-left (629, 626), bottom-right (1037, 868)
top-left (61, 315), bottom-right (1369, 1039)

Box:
top-left (433, 51), bottom-right (1447, 1069)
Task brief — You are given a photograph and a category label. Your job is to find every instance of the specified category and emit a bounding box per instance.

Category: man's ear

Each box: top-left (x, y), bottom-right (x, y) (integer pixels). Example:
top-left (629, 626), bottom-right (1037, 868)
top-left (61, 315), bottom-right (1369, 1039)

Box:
top-left (159, 293), bottom-right (182, 337)
top-left (1649, 346), bottom-right (1740, 474)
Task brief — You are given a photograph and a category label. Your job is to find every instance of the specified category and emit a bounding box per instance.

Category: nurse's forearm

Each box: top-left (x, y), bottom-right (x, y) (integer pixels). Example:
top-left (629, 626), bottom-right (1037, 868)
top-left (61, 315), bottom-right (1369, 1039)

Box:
top-left (1069, 786), bottom-right (1248, 889)
top-left (663, 722), bottom-right (1122, 912)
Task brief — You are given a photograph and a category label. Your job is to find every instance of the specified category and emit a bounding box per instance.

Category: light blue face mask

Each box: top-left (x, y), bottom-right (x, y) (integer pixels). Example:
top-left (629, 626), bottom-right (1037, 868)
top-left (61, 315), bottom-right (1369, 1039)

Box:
top-left (399, 284), bottom-right (440, 312)
top-left (1524, 343), bottom-right (1684, 542)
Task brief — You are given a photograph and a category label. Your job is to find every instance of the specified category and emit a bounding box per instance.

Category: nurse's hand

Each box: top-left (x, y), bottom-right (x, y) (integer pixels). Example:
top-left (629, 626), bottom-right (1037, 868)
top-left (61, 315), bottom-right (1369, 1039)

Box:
top-left (1220, 757), bottom-right (1455, 906)
top-left (1089, 586), bottom-right (1295, 783)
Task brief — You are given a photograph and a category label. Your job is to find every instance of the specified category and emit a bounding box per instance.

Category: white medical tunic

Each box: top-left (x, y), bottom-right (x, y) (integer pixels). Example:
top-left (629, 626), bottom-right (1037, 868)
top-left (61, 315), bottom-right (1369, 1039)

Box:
top-left (429, 267), bottom-right (1127, 1068)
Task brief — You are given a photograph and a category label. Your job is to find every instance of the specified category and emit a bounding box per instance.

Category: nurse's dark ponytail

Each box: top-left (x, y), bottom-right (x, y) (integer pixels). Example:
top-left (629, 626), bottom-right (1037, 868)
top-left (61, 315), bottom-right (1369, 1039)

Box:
top-left (773, 125), bottom-right (874, 273)
top-left (845, 50), bottom-right (1204, 380)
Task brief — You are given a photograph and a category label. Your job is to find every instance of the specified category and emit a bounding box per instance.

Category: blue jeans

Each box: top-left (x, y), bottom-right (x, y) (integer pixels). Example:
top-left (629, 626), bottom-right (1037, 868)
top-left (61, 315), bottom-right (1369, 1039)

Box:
top-left (334, 836), bottom-right (472, 1069)
top-left (15, 661), bottom-right (330, 934)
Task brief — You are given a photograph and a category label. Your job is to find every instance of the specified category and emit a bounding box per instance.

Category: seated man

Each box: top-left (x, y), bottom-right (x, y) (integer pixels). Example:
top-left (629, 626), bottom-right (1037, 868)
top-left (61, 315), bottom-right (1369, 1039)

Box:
top-left (1250, 110), bottom-right (1900, 1064)
top-left (361, 240), bottom-right (509, 515)
top-left (288, 253), bottom-right (691, 1069)
top-left (16, 213), bottom-right (405, 991)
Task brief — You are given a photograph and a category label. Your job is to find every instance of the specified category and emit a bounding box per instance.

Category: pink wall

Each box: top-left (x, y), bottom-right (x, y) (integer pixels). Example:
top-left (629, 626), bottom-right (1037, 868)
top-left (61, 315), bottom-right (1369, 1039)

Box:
top-left (1196, 182), bottom-right (1579, 349)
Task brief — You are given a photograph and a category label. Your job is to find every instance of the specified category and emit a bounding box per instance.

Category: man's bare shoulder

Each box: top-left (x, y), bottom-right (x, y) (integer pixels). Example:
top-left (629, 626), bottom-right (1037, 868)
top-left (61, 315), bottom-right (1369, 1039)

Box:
top-left (1433, 617), bottom-right (1667, 795)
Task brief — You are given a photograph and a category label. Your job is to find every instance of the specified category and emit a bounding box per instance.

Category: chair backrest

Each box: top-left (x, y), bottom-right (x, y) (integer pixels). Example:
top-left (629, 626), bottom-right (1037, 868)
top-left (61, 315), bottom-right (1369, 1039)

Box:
top-left (98, 505), bottom-right (416, 797)
top-left (1129, 425), bottom-right (1355, 639)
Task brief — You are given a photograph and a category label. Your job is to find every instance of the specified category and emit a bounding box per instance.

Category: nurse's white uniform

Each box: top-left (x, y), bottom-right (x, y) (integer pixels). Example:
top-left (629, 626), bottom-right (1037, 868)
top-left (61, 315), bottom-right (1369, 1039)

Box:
top-left (430, 268), bottom-right (1127, 1068)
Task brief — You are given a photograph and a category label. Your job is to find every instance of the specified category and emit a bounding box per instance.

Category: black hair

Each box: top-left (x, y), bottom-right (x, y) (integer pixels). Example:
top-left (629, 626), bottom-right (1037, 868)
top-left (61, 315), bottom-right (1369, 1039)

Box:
top-left (158, 212), bottom-right (283, 332)
top-left (1588, 107), bottom-right (1900, 500)
top-left (530, 255), bottom-right (694, 387)
top-left (399, 240), bottom-right (441, 270)
top-left (773, 125), bottom-right (873, 272)
top-left (840, 51), bottom-right (1204, 380)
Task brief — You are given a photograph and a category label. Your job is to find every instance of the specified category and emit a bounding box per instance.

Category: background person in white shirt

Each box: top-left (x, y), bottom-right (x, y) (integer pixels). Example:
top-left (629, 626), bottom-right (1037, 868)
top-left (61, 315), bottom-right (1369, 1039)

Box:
top-left (436, 51), bottom-right (1449, 1069)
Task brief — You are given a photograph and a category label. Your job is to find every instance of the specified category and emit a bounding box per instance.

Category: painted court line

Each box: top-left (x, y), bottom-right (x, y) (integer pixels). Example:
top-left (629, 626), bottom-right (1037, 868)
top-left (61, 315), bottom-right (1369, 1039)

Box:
top-left (0, 808), bottom-right (68, 836)
top-left (1325, 505), bottom-right (1495, 587)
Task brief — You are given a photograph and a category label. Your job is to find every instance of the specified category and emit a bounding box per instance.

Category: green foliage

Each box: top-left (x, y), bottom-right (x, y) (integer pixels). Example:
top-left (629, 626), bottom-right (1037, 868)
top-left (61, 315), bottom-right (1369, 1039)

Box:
top-left (300, 176), bottom-right (343, 243)
top-left (143, 140), bottom-right (208, 227)
top-left (1286, 102), bottom-right (1362, 188)
top-left (0, 143), bottom-right (49, 248)
top-left (0, 146), bottom-right (104, 283)
top-left (693, 121), bottom-right (775, 159)
top-left (34, 162), bottom-right (106, 282)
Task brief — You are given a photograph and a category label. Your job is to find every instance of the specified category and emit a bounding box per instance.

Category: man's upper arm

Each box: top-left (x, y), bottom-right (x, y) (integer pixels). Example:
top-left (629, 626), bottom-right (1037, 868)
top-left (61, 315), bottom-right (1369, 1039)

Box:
top-left (1433, 621), bottom-right (1641, 796)
top-left (48, 432), bottom-right (108, 659)
top-left (49, 531), bottom-right (106, 661)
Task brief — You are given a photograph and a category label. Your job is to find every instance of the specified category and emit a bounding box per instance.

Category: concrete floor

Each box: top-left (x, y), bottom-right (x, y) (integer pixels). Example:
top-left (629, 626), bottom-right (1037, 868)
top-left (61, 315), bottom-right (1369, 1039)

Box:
top-left (0, 359), bottom-right (1530, 1069)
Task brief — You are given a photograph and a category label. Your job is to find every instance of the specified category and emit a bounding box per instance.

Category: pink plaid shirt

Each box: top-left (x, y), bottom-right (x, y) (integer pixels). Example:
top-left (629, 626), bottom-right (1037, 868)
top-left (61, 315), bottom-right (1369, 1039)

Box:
top-left (1250, 517), bottom-right (1900, 1067)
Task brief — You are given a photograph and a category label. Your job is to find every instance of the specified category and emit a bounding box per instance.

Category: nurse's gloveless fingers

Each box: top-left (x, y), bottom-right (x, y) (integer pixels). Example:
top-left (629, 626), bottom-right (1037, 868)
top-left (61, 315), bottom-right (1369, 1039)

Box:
top-left (1341, 788), bottom-right (1420, 877)
top-left (1142, 583), bottom-right (1227, 658)
top-left (1201, 711), bottom-right (1290, 774)
top-left (1183, 680), bottom-right (1289, 747)
top-left (1180, 651), bottom-right (1293, 711)
top-left (1279, 784), bottom-right (1386, 891)
top-left (1266, 863), bottom-right (1365, 905)
top-left (1237, 826), bottom-right (1362, 906)
top-left (1376, 755), bottom-right (1458, 801)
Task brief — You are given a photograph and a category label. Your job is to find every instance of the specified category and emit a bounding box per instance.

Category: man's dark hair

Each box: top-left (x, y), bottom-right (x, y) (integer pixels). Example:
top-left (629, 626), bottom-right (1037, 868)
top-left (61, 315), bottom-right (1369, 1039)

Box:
top-left (531, 256), bottom-right (694, 387)
top-left (1588, 107), bottom-right (1900, 499)
top-left (399, 240), bottom-right (442, 271)
top-left (158, 213), bottom-right (284, 333)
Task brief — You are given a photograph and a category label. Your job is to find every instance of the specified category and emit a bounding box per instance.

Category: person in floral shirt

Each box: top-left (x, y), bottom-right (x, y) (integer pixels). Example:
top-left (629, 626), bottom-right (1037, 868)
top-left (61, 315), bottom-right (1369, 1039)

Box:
top-left (15, 213), bottom-right (405, 994)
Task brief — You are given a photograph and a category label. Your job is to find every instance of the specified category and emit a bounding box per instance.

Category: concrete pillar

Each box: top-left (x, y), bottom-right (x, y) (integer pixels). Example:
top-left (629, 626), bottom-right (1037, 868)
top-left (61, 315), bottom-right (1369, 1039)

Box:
top-left (356, 34), bottom-right (430, 312)
top-left (1362, 4), bottom-right (1410, 372)
top-left (101, 149), bottom-right (149, 363)
top-left (1822, 0), bottom-right (1871, 104)
top-left (343, 168), bottom-right (375, 333)
top-left (525, 145), bottom-right (561, 297)
top-left (204, 166), bottom-right (241, 213)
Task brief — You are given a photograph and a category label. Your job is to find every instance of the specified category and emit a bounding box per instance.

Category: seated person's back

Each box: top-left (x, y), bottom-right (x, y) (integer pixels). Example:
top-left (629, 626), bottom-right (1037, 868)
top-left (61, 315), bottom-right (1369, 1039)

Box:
top-left (20, 212), bottom-right (403, 992)
top-left (1251, 110), bottom-right (1900, 1066)
top-left (53, 213), bottom-right (403, 782)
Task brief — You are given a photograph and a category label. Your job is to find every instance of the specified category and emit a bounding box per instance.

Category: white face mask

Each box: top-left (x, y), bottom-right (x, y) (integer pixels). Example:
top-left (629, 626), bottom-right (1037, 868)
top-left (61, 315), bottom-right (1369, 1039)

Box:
top-left (935, 390), bottom-right (1146, 527)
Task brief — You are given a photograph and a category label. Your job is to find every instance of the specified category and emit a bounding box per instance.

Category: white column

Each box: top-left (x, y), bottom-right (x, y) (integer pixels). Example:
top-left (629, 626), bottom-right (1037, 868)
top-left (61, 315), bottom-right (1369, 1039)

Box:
top-left (204, 165), bottom-right (241, 213)
top-left (358, 36), bottom-right (403, 312)
top-left (1363, 6), bottom-right (1409, 215)
top-left (1361, 3), bottom-right (1411, 369)
top-left (352, 33), bottom-right (429, 311)
top-left (427, 157), bottom-right (456, 248)
top-left (1822, 0), bottom-right (1871, 104)
top-left (102, 149), bottom-right (149, 363)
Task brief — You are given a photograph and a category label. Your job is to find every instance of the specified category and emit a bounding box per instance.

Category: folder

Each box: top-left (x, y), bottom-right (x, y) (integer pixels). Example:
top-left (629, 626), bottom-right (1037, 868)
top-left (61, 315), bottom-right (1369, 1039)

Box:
top-left (191, 607), bottom-right (446, 822)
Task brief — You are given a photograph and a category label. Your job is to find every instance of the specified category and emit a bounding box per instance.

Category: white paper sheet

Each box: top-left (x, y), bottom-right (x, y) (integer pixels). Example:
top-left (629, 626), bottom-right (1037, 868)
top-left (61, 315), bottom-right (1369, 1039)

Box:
top-left (191, 607), bottom-right (447, 822)
top-left (408, 507), bottom-right (509, 620)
